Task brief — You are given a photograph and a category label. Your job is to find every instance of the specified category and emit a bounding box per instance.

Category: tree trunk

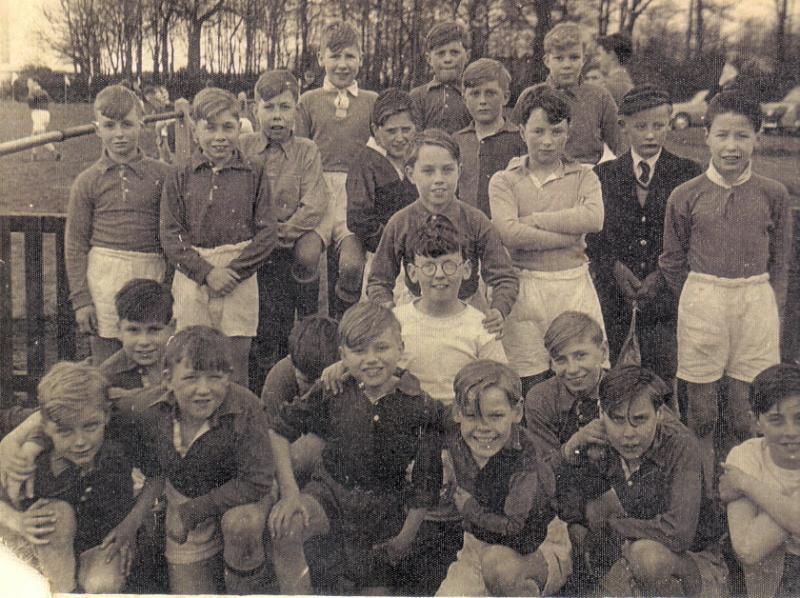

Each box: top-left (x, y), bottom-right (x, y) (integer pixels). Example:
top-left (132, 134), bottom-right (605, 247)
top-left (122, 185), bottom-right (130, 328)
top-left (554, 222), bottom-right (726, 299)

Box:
top-left (533, 0), bottom-right (554, 67)
top-left (694, 0), bottom-right (704, 56)
top-left (187, 20), bottom-right (203, 73)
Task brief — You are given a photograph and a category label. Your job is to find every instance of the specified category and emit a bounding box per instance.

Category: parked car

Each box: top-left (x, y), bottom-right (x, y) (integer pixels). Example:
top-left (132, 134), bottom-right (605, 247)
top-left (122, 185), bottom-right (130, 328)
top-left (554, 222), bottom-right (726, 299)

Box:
top-left (670, 90), bottom-right (710, 129)
top-left (761, 86), bottom-right (800, 134)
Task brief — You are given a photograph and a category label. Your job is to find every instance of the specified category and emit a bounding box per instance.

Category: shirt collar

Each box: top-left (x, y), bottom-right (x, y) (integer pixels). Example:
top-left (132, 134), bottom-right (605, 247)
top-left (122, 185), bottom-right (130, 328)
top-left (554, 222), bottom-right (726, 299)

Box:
top-left (457, 116), bottom-right (518, 139)
top-left (366, 137), bottom-right (405, 179)
top-left (427, 79), bottom-right (463, 95)
top-left (96, 148), bottom-right (147, 177)
top-left (322, 76), bottom-right (359, 97)
top-left (544, 75), bottom-right (578, 96)
top-left (706, 160), bottom-right (752, 189)
top-left (191, 148), bottom-right (250, 172)
top-left (630, 148), bottom-right (662, 175)
top-left (412, 197), bottom-right (461, 220)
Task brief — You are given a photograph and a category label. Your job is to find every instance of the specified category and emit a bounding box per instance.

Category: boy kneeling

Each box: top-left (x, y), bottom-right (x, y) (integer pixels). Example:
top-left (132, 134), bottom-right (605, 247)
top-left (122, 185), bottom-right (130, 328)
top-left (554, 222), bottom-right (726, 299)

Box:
top-left (436, 360), bottom-right (571, 596)
top-left (559, 365), bottom-right (727, 596)
top-left (0, 362), bottom-right (161, 593)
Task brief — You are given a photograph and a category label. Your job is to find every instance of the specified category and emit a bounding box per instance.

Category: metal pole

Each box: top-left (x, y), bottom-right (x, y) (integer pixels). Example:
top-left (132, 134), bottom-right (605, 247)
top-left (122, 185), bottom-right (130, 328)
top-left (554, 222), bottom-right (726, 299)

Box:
top-left (0, 111), bottom-right (185, 158)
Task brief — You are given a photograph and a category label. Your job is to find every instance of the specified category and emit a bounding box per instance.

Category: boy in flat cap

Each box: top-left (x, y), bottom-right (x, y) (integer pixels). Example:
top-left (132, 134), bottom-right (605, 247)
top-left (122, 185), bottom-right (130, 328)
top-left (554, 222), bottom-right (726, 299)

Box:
top-left (588, 85), bottom-right (701, 385)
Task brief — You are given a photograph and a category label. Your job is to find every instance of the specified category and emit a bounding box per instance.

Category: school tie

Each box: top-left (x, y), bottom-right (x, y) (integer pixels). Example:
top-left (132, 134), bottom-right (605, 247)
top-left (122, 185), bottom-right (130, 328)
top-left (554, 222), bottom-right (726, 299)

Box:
top-left (638, 161), bottom-right (651, 187)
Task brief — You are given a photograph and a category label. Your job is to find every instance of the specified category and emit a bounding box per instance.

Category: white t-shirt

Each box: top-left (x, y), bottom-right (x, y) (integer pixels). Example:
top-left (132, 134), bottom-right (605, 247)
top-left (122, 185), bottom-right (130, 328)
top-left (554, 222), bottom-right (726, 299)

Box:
top-left (393, 300), bottom-right (507, 405)
top-left (727, 437), bottom-right (800, 555)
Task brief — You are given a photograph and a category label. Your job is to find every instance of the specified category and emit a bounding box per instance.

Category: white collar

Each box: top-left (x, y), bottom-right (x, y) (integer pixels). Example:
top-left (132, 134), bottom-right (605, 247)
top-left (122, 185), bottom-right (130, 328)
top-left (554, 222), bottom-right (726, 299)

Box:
top-left (322, 77), bottom-right (359, 97)
top-left (706, 160), bottom-right (752, 189)
top-left (630, 148), bottom-right (662, 175)
top-left (367, 136), bottom-right (404, 179)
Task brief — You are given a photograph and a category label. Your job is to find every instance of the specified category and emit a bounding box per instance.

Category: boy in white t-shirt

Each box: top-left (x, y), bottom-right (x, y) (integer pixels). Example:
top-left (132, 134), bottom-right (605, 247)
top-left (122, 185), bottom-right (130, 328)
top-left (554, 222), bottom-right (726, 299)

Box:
top-left (395, 216), bottom-right (507, 405)
top-left (722, 364), bottom-right (800, 598)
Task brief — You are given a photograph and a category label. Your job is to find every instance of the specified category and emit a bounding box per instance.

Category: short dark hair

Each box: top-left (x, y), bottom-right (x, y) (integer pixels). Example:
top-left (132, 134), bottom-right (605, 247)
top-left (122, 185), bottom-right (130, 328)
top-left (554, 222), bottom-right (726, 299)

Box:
top-left (320, 20), bottom-right (361, 54)
top-left (115, 279), bottom-right (173, 324)
top-left (425, 21), bottom-right (469, 53)
top-left (372, 88), bottom-right (419, 129)
top-left (750, 364), bottom-right (800, 416)
top-left (255, 69), bottom-right (299, 102)
top-left (288, 315), bottom-right (340, 381)
top-left (404, 128), bottom-right (460, 169)
top-left (511, 84), bottom-right (571, 126)
top-left (338, 303), bottom-right (401, 350)
top-left (596, 33), bottom-right (632, 66)
top-left (408, 215), bottom-right (466, 261)
top-left (704, 90), bottom-right (762, 132)
top-left (163, 326), bottom-right (232, 374)
top-left (599, 365), bottom-right (670, 414)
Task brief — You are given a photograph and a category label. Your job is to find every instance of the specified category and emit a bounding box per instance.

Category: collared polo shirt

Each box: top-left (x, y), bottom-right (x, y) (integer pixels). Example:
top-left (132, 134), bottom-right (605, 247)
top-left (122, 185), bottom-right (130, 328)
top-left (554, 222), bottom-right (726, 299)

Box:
top-left (410, 79), bottom-right (472, 134)
top-left (454, 119), bottom-right (527, 217)
top-left (160, 149), bottom-right (277, 284)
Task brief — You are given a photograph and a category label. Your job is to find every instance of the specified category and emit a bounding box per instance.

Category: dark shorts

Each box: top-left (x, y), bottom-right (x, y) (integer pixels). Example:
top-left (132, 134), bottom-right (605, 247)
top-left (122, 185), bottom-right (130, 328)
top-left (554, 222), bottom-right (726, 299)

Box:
top-left (778, 552), bottom-right (800, 596)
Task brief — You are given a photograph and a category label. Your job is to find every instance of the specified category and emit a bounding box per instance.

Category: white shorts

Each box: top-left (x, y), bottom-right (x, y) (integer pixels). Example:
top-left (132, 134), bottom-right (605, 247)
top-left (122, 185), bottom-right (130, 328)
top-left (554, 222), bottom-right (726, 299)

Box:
top-left (86, 247), bottom-right (166, 338)
top-left (677, 271), bottom-right (780, 383)
top-left (502, 264), bottom-right (608, 377)
top-left (164, 481), bottom-right (222, 566)
top-left (30, 109), bottom-right (49, 134)
top-left (436, 518), bottom-right (572, 597)
top-left (316, 172), bottom-right (354, 248)
top-left (172, 241), bottom-right (258, 337)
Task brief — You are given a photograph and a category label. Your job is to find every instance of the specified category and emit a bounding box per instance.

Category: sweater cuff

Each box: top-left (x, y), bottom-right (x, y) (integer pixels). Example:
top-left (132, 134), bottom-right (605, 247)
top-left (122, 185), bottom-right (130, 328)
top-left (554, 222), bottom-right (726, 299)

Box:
top-left (490, 295), bottom-right (514, 319)
top-left (178, 494), bottom-right (218, 530)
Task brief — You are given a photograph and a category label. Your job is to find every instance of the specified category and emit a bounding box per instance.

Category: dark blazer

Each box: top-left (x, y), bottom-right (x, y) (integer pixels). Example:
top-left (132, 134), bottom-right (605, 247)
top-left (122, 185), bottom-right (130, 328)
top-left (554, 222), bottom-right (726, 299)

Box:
top-left (588, 149), bottom-right (702, 325)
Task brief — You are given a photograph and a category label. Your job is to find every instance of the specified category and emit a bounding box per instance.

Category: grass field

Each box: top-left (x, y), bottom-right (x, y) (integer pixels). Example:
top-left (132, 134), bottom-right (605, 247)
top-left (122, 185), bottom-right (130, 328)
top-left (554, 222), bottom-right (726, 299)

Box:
top-left (0, 99), bottom-right (798, 362)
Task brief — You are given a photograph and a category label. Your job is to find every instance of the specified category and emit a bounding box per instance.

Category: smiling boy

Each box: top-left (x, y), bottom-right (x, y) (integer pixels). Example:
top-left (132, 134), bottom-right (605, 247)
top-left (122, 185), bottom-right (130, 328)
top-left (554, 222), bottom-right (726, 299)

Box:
top-left (723, 364), bottom-right (800, 597)
top-left (160, 87), bottom-right (277, 385)
top-left (435, 360), bottom-right (571, 597)
top-left (65, 84), bottom-right (171, 364)
top-left (268, 303), bottom-right (446, 594)
top-left (660, 91), bottom-right (793, 492)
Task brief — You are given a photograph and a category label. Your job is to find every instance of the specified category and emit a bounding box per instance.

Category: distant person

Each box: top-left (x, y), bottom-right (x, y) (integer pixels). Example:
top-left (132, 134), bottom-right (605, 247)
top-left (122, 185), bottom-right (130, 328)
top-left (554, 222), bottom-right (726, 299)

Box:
top-left (595, 33), bottom-right (634, 107)
top-left (236, 91), bottom-right (255, 134)
top-left (26, 79), bottom-right (59, 161)
top-left (582, 61), bottom-right (604, 86)
top-left (142, 85), bottom-right (176, 163)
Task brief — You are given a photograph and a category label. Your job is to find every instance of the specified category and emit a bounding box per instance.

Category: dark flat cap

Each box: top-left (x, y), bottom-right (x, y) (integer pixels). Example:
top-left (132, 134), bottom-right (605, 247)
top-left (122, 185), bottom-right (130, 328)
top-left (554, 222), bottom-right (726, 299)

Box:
top-left (619, 84), bottom-right (671, 116)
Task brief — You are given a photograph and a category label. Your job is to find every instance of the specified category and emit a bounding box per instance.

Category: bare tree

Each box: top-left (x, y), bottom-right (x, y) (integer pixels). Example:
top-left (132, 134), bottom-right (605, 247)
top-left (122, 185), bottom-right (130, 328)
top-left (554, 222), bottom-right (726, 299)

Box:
top-left (174, 0), bottom-right (227, 73)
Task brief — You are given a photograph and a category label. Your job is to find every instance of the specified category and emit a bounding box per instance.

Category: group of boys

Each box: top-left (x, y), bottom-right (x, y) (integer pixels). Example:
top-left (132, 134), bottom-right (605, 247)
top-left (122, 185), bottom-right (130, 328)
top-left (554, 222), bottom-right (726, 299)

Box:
top-left (0, 14), bottom-right (795, 598)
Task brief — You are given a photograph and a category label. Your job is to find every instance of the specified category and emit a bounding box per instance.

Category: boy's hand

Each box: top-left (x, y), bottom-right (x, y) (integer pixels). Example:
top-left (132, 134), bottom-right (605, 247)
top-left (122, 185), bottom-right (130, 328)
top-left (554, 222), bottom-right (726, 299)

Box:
top-left (100, 519), bottom-right (138, 576)
top-left (613, 261), bottom-right (641, 300)
top-left (17, 499), bottom-right (57, 545)
top-left (0, 448), bottom-right (38, 508)
top-left (452, 486), bottom-right (473, 513)
top-left (636, 271), bottom-right (662, 303)
top-left (563, 419), bottom-right (607, 460)
top-left (482, 308), bottom-right (505, 339)
top-left (268, 494), bottom-right (309, 539)
top-left (75, 305), bottom-right (98, 335)
top-left (320, 361), bottom-right (350, 395)
top-left (206, 267), bottom-right (240, 295)
top-left (373, 530), bottom-right (415, 565)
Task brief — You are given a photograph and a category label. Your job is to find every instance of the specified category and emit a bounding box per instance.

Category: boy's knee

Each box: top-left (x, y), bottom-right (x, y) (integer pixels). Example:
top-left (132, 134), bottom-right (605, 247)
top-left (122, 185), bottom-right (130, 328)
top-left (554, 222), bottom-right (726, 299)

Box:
top-left (78, 558), bottom-right (125, 594)
top-left (45, 501), bottom-right (77, 545)
top-left (221, 504), bottom-right (267, 544)
top-left (481, 545), bottom-right (526, 595)
top-left (293, 235), bottom-right (323, 280)
top-left (626, 540), bottom-right (673, 584)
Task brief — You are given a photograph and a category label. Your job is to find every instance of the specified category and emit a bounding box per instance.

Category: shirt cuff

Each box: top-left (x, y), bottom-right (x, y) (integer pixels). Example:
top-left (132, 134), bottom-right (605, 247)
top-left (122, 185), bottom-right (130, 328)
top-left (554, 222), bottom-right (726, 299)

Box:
top-left (70, 290), bottom-right (93, 311)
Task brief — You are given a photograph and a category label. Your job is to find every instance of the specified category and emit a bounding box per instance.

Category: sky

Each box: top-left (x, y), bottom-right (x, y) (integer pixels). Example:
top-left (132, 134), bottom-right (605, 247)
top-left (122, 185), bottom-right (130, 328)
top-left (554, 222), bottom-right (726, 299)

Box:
top-left (0, 0), bottom-right (792, 71)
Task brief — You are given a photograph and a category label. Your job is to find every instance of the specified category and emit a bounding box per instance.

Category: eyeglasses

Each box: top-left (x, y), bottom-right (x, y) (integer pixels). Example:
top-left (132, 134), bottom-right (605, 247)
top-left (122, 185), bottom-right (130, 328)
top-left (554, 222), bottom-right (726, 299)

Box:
top-left (417, 260), bottom-right (462, 277)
